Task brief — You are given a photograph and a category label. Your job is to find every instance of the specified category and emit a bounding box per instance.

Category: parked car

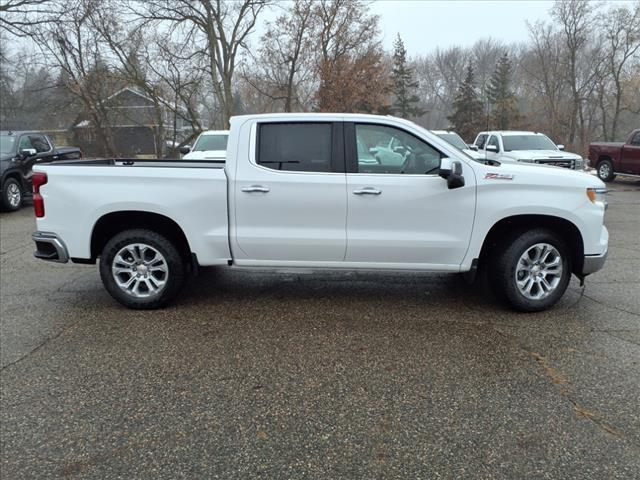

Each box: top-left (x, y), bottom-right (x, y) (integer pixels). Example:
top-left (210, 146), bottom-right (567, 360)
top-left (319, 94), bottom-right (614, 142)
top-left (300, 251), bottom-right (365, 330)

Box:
top-left (179, 130), bottom-right (229, 160)
top-left (32, 113), bottom-right (608, 312)
top-left (588, 129), bottom-right (640, 182)
top-left (473, 131), bottom-right (585, 170)
top-left (0, 131), bottom-right (82, 211)
top-left (431, 130), bottom-right (484, 160)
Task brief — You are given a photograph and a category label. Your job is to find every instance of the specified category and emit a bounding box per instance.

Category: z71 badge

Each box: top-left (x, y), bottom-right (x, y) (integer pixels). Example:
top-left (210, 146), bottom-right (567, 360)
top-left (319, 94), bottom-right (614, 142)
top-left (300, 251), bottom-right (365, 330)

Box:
top-left (485, 173), bottom-right (514, 180)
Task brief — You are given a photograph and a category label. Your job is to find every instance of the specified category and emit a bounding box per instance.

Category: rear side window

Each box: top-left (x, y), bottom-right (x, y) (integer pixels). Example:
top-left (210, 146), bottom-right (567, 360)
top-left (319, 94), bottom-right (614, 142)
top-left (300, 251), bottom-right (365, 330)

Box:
top-left (257, 123), bottom-right (332, 172)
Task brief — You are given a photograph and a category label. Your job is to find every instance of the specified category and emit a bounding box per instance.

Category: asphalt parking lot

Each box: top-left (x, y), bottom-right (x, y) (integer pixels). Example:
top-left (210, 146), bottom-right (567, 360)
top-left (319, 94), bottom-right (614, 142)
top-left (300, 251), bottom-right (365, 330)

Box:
top-left (1, 178), bottom-right (639, 479)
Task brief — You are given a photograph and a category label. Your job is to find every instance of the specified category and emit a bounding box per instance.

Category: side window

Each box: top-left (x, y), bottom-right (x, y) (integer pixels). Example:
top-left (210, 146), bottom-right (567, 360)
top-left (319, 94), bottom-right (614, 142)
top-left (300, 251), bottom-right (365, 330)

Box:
top-left (257, 123), bottom-right (332, 172)
top-left (19, 135), bottom-right (34, 151)
top-left (475, 134), bottom-right (487, 149)
top-left (29, 135), bottom-right (50, 153)
top-left (355, 124), bottom-right (442, 175)
top-left (631, 132), bottom-right (640, 146)
top-left (488, 135), bottom-right (500, 151)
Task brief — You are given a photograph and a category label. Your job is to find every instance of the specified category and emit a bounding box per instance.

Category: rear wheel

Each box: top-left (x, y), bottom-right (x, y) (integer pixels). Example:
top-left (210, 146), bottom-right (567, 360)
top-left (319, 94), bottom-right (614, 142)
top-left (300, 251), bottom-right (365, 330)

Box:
top-left (489, 228), bottom-right (571, 312)
top-left (99, 229), bottom-right (186, 309)
top-left (2, 178), bottom-right (23, 211)
top-left (596, 159), bottom-right (615, 182)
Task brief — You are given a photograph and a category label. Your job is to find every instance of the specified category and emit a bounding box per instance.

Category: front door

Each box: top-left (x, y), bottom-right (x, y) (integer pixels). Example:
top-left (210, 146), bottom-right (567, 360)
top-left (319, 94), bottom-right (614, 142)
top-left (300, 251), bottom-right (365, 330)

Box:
top-left (233, 122), bottom-right (347, 263)
top-left (621, 131), bottom-right (640, 174)
top-left (344, 122), bottom-right (476, 269)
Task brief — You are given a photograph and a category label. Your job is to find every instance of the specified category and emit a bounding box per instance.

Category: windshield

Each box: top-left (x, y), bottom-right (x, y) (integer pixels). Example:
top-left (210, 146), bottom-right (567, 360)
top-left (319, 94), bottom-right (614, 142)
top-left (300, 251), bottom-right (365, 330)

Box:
top-left (0, 135), bottom-right (17, 154)
top-left (435, 133), bottom-right (468, 151)
top-left (193, 134), bottom-right (228, 152)
top-left (502, 135), bottom-right (557, 151)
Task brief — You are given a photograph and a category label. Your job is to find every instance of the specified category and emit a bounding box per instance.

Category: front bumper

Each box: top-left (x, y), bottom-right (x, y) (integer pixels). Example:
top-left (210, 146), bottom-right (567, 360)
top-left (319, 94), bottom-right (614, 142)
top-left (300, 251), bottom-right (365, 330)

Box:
top-left (581, 250), bottom-right (608, 275)
top-left (32, 231), bottom-right (69, 263)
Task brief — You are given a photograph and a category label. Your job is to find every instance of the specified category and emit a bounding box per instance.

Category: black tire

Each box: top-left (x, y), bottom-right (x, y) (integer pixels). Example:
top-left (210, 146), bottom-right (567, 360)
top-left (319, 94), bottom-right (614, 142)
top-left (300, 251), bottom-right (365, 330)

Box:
top-left (488, 228), bottom-right (571, 312)
top-left (1, 178), bottom-right (23, 211)
top-left (596, 159), bottom-right (616, 182)
top-left (99, 229), bottom-right (186, 309)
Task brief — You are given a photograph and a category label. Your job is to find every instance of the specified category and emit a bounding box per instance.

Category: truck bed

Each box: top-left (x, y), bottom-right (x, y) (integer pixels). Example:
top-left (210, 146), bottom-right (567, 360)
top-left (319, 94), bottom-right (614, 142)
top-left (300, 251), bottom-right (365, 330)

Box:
top-left (34, 158), bottom-right (231, 265)
top-left (48, 158), bottom-right (226, 169)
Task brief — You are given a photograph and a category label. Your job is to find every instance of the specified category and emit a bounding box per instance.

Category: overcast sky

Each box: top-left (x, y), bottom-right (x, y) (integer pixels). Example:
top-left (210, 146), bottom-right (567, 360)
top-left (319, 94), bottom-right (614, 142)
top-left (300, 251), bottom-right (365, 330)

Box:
top-left (369, 0), bottom-right (555, 54)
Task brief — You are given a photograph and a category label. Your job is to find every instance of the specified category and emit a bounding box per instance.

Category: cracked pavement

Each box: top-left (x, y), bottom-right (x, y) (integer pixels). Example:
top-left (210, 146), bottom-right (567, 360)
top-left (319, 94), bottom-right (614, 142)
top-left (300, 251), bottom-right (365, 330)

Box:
top-left (1, 178), bottom-right (639, 479)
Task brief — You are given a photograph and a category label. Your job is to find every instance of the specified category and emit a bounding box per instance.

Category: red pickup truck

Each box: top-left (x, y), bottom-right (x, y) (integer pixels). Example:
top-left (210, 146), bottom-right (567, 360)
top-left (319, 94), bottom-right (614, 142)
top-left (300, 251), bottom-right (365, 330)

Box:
top-left (589, 129), bottom-right (640, 182)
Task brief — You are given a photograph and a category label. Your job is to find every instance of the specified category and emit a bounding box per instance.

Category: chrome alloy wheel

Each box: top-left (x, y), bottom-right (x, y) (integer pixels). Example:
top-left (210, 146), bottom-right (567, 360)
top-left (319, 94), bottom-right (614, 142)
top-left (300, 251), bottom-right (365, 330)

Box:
top-left (111, 243), bottom-right (169, 298)
top-left (7, 183), bottom-right (21, 207)
top-left (515, 243), bottom-right (563, 300)
top-left (598, 162), bottom-right (611, 179)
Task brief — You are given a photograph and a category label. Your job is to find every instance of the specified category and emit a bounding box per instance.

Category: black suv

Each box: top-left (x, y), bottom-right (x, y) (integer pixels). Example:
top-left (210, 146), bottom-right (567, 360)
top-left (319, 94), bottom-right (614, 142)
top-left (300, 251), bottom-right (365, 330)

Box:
top-left (0, 131), bottom-right (82, 211)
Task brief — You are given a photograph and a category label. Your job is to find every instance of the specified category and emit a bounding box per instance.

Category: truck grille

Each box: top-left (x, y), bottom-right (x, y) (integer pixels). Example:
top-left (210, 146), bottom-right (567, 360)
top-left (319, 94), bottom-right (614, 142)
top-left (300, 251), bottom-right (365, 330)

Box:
top-left (534, 158), bottom-right (575, 169)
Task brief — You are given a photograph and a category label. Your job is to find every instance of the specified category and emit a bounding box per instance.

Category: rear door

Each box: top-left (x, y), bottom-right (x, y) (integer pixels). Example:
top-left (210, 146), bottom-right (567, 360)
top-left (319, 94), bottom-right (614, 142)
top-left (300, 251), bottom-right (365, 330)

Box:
top-left (344, 122), bottom-right (476, 268)
top-left (621, 131), bottom-right (640, 174)
top-left (233, 121), bottom-right (347, 263)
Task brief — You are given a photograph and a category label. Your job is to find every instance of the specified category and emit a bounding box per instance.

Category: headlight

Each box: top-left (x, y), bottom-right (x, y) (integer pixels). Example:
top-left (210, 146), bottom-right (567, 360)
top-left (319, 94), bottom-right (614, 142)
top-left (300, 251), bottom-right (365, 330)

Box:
top-left (587, 187), bottom-right (607, 209)
top-left (575, 157), bottom-right (584, 170)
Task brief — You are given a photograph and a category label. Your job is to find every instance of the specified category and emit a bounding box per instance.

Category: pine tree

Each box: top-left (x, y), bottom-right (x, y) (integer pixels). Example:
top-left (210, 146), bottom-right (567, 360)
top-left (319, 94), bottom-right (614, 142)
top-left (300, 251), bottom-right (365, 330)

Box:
top-left (447, 65), bottom-right (484, 142)
top-left (391, 34), bottom-right (424, 118)
top-left (487, 53), bottom-right (520, 130)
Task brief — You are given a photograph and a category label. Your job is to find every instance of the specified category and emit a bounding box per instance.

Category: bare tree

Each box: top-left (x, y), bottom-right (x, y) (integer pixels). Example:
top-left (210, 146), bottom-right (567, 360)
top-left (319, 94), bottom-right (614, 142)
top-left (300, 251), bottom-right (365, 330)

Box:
top-left (31, 0), bottom-right (118, 156)
top-left (0, 0), bottom-right (58, 38)
top-left (314, 0), bottom-right (390, 113)
top-left (598, 1), bottom-right (640, 140)
top-left (524, 21), bottom-right (568, 139)
top-left (136, 0), bottom-right (269, 128)
top-left (551, 0), bottom-right (597, 149)
top-left (246, 0), bottom-right (315, 112)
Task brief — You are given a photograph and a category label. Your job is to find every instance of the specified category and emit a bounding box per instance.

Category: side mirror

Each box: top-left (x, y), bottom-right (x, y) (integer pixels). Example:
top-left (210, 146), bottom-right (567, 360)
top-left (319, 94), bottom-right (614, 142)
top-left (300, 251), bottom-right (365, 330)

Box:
top-left (179, 146), bottom-right (191, 155)
top-left (486, 145), bottom-right (498, 153)
top-left (557, 144), bottom-right (565, 151)
top-left (20, 148), bottom-right (37, 158)
top-left (439, 158), bottom-right (465, 189)
top-left (467, 144), bottom-right (479, 151)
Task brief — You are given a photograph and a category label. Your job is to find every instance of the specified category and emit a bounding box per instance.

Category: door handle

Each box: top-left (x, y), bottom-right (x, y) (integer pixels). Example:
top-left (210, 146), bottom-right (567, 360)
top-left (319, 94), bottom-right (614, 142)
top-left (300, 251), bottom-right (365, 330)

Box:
top-left (353, 187), bottom-right (381, 195)
top-left (241, 185), bottom-right (270, 193)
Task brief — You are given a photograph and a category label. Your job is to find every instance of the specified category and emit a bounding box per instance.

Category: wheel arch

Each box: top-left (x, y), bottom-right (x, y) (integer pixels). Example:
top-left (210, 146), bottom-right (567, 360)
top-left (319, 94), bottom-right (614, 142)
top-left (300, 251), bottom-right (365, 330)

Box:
top-left (90, 211), bottom-right (192, 263)
top-left (596, 154), bottom-right (614, 165)
top-left (479, 214), bottom-right (585, 274)
top-left (1, 170), bottom-right (27, 192)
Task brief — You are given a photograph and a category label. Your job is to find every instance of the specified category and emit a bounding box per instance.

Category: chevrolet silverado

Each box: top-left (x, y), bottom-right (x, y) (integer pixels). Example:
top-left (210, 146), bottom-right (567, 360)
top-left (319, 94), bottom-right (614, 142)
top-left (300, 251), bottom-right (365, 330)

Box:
top-left (31, 114), bottom-right (608, 312)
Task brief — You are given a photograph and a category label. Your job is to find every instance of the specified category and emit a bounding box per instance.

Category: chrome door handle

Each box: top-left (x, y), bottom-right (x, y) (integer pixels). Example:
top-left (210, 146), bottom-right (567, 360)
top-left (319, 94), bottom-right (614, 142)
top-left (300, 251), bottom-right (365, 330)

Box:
top-left (241, 185), bottom-right (270, 193)
top-left (353, 187), bottom-right (381, 195)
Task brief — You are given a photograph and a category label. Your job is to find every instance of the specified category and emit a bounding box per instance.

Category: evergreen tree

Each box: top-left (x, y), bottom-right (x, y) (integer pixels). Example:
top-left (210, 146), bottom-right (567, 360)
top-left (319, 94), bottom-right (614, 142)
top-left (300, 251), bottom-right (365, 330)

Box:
top-left (487, 53), bottom-right (519, 130)
top-left (391, 33), bottom-right (424, 118)
top-left (447, 64), bottom-right (484, 142)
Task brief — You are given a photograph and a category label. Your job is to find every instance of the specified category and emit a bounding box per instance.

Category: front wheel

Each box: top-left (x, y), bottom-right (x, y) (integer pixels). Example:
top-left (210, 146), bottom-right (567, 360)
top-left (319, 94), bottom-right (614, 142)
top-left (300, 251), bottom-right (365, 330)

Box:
top-left (489, 229), bottom-right (571, 312)
top-left (99, 229), bottom-right (186, 309)
top-left (596, 160), bottom-right (616, 182)
top-left (2, 178), bottom-right (23, 211)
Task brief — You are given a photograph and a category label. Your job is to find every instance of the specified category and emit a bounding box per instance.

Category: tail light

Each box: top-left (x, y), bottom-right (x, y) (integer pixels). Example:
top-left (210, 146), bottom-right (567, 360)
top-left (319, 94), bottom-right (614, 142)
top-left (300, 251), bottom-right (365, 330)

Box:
top-left (33, 172), bottom-right (48, 218)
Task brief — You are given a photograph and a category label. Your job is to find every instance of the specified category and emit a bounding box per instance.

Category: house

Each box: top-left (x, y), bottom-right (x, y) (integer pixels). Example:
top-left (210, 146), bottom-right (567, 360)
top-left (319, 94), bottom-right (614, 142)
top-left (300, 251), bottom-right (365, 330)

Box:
top-left (71, 87), bottom-right (194, 157)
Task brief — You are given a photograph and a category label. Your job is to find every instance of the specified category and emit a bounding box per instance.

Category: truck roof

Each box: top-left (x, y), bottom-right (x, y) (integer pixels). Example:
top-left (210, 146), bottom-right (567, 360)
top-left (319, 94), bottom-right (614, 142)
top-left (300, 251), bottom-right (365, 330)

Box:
top-left (477, 131), bottom-right (547, 136)
top-left (0, 130), bottom-right (44, 136)
top-left (230, 112), bottom-right (420, 129)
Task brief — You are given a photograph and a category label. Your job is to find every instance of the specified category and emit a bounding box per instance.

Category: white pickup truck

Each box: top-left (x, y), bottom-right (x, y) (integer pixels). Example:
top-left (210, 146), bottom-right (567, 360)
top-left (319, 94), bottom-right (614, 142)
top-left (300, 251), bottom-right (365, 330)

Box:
top-left (32, 114), bottom-right (608, 312)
